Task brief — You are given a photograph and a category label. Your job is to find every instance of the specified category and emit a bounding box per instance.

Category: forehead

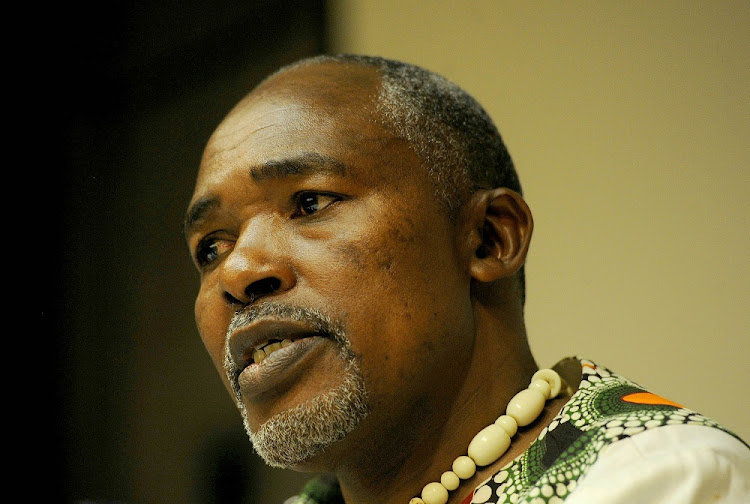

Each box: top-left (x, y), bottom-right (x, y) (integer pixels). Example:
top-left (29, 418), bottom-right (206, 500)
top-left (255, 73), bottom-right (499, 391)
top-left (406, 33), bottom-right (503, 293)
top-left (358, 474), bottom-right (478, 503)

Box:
top-left (195, 63), bottom-right (402, 187)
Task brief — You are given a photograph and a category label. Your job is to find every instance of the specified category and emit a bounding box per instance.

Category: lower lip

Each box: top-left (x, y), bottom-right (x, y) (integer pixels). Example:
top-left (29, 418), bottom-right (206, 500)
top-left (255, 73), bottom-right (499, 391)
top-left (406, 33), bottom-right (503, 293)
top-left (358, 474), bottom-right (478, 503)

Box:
top-left (236, 336), bottom-right (328, 399)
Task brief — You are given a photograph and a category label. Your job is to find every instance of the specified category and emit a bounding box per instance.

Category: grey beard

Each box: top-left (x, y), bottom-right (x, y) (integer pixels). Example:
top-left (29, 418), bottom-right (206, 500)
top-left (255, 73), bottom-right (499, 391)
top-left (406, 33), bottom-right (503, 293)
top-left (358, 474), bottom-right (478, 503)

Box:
top-left (224, 303), bottom-right (370, 468)
top-left (246, 360), bottom-right (368, 468)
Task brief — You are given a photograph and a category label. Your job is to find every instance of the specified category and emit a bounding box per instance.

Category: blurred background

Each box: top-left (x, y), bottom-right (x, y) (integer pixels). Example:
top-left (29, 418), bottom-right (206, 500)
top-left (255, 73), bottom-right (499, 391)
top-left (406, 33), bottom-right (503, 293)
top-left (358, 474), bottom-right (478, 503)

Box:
top-left (49, 1), bottom-right (748, 503)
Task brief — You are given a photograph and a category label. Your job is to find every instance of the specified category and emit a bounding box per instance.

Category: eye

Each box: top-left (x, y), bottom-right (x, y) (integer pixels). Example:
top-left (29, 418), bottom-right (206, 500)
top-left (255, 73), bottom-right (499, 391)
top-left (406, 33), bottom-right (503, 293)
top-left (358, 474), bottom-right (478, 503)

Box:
top-left (195, 236), bottom-right (234, 267)
top-left (291, 192), bottom-right (342, 218)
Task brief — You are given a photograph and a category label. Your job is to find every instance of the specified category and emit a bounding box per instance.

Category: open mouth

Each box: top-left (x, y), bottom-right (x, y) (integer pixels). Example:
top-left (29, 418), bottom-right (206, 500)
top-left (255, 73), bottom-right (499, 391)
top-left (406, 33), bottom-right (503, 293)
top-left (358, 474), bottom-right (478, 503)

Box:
top-left (226, 309), bottom-right (343, 391)
top-left (239, 332), bottom-right (323, 368)
top-left (229, 330), bottom-right (332, 399)
top-left (250, 337), bottom-right (297, 364)
top-left (225, 309), bottom-right (349, 400)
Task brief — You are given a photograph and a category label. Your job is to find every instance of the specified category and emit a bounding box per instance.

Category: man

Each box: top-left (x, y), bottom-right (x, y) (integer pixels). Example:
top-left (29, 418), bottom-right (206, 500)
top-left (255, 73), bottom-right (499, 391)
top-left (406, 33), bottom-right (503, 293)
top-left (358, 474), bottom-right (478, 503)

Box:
top-left (184, 55), bottom-right (748, 503)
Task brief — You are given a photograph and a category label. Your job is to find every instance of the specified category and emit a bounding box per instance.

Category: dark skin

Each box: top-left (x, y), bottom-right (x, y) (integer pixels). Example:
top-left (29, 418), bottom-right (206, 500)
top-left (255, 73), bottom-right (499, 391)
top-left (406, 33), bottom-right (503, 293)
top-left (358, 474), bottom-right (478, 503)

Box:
top-left (185, 62), bottom-right (576, 504)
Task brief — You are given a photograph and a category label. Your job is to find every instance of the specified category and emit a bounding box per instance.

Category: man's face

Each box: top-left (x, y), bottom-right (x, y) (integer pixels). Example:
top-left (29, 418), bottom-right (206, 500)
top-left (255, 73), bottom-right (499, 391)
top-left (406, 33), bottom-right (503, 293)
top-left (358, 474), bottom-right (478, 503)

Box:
top-left (186, 63), bottom-right (477, 468)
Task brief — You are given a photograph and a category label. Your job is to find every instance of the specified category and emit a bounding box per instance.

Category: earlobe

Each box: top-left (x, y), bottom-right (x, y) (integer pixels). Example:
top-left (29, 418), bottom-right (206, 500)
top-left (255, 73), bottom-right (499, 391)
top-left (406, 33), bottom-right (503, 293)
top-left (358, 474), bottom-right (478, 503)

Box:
top-left (466, 188), bottom-right (533, 283)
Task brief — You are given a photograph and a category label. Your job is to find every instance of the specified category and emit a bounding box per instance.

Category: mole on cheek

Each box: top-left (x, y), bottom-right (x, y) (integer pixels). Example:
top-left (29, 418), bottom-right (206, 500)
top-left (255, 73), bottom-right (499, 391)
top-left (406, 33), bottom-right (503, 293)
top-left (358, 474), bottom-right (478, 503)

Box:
top-left (369, 218), bottom-right (418, 273)
top-left (378, 257), bottom-right (394, 272)
top-left (331, 243), bottom-right (366, 270)
top-left (385, 218), bottom-right (417, 245)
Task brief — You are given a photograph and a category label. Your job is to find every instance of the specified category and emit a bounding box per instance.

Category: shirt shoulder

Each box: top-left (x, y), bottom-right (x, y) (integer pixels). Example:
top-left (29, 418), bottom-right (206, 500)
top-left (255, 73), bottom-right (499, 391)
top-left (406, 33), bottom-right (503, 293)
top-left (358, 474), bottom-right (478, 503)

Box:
top-left (565, 423), bottom-right (750, 503)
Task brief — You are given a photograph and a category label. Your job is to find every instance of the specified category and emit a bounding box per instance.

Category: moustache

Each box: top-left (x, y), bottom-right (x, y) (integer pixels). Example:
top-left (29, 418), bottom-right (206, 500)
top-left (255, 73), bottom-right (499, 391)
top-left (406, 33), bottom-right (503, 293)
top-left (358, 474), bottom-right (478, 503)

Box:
top-left (227, 302), bottom-right (346, 342)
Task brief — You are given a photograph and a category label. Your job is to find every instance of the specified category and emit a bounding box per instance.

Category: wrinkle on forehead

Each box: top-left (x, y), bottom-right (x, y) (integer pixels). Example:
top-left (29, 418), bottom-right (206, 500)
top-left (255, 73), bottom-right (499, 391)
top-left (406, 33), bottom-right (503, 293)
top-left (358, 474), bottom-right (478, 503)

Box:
top-left (201, 104), bottom-right (326, 164)
top-left (202, 63), bottom-right (382, 162)
top-left (218, 66), bottom-right (379, 136)
top-left (202, 62), bottom-right (382, 151)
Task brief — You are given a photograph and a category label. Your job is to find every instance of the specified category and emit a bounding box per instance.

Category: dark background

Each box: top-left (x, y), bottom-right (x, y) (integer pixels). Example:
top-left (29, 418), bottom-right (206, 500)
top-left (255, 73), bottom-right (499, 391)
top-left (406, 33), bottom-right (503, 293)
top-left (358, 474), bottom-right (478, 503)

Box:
top-left (46, 2), bottom-right (329, 502)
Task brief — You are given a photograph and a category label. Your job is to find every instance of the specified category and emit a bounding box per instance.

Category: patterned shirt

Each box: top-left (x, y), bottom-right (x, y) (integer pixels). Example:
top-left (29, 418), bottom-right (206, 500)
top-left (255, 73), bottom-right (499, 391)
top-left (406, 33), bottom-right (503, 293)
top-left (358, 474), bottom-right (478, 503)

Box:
top-left (285, 358), bottom-right (749, 503)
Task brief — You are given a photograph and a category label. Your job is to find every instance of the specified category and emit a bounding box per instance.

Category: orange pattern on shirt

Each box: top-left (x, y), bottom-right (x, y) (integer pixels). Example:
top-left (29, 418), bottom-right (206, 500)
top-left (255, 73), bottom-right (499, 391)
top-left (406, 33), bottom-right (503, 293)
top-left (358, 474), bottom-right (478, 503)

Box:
top-left (621, 392), bottom-right (684, 409)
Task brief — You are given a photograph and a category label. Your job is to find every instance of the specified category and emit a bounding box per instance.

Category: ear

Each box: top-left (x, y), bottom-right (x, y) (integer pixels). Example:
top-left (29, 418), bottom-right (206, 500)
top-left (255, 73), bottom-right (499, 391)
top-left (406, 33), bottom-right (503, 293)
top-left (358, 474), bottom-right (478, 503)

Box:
top-left (463, 188), bottom-right (533, 283)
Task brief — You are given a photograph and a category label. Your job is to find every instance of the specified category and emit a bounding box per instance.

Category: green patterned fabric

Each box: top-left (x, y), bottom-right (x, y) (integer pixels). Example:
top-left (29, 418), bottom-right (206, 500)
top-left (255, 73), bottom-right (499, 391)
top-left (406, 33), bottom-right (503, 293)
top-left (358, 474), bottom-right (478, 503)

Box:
top-left (469, 358), bottom-right (738, 503)
top-left (284, 474), bottom-right (343, 504)
top-left (283, 358), bottom-right (741, 503)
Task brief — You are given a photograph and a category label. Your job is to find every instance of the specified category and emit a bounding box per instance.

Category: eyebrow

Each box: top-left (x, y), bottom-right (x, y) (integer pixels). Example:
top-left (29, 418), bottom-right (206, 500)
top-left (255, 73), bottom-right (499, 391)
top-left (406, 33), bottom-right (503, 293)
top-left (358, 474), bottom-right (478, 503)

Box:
top-left (183, 152), bottom-right (349, 238)
top-left (183, 196), bottom-right (220, 239)
top-left (250, 152), bottom-right (348, 181)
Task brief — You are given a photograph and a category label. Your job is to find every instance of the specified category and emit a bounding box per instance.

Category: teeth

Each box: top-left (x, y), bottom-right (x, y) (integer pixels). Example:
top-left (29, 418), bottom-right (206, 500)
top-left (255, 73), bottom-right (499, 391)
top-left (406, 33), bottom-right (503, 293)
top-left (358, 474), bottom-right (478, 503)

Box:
top-left (266, 342), bottom-right (282, 354)
top-left (253, 349), bottom-right (266, 364)
top-left (251, 339), bottom-right (296, 364)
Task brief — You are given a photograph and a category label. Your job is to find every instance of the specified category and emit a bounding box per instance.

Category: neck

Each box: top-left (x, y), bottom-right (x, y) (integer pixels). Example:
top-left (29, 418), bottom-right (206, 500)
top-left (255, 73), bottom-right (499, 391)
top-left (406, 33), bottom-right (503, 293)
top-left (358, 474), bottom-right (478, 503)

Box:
top-left (334, 322), bottom-right (549, 503)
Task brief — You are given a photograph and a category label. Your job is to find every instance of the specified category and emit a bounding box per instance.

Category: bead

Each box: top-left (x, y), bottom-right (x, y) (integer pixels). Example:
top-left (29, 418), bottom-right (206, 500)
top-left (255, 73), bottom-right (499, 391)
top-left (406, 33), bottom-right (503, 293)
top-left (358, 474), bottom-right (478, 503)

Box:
top-left (421, 482), bottom-right (449, 504)
top-left (532, 369), bottom-right (562, 398)
top-left (452, 455), bottom-right (476, 479)
top-left (506, 388), bottom-right (546, 426)
top-left (467, 424), bottom-right (512, 466)
top-left (411, 370), bottom-right (561, 503)
top-left (494, 414), bottom-right (518, 437)
top-left (440, 471), bottom-right (460, 490)
top-left (528, 378), bottom-right (552, 399)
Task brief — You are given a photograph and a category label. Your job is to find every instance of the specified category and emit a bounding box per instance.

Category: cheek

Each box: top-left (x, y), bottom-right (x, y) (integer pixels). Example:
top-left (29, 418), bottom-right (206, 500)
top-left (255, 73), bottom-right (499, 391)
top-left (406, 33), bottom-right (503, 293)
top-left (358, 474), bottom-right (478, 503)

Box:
top-left (194, 282), bottom-right (229, 371)
top-left (372, 219), bottom-right (417, 274)
top-left (367, 215), bottom-right (460, 309)
top-left (321, 212), bottom-right (470, 360)
top-left (194, 290), bottom-right (239, 399)
top-left (332, 214), bottom-right (423, 279)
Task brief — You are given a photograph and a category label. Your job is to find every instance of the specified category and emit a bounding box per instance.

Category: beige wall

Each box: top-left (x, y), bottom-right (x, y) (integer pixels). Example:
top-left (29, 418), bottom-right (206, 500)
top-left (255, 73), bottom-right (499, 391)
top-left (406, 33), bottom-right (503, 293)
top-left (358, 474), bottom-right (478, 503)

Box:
top-left (327, 1), bottom-right (749, 439)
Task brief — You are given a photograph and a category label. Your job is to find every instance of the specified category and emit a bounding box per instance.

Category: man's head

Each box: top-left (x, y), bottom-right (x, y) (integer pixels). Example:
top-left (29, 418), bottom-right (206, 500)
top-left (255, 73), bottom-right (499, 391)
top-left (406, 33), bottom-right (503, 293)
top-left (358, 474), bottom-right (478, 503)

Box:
top-left (184, 55), bottom-right (533, 470)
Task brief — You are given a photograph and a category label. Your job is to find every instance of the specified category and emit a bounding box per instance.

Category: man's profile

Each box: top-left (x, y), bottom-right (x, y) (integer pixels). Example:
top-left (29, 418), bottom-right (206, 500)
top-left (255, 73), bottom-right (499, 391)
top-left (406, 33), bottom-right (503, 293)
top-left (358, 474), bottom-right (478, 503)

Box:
top-left (184, 54), bottom-right (748, 503)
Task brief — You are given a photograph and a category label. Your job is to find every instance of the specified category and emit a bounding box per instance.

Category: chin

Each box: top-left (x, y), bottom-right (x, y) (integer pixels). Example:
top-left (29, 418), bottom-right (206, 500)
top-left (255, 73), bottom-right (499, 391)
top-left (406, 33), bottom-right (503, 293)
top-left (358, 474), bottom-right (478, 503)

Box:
top-left (242, 366), bottom-right (370, 470)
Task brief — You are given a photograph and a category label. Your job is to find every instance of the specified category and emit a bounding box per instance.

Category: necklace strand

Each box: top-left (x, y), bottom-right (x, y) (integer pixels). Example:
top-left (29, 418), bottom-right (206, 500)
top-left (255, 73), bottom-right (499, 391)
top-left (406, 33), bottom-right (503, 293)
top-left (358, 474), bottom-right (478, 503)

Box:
top-left (409, 369), bottom-right (563, 504)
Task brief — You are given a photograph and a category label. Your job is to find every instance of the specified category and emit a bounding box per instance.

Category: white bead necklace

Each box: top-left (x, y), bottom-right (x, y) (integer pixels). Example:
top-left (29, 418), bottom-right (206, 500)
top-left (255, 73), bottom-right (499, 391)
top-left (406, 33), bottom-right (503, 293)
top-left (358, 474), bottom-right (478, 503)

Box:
top-left (408, 369), bottom-right (563, 504)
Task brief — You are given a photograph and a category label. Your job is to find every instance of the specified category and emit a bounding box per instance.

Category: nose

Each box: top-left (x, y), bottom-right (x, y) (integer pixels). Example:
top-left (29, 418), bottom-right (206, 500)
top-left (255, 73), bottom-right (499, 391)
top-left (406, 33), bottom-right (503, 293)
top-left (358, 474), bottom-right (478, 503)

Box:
top-left (219, 219), bottom-right (296, 305)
